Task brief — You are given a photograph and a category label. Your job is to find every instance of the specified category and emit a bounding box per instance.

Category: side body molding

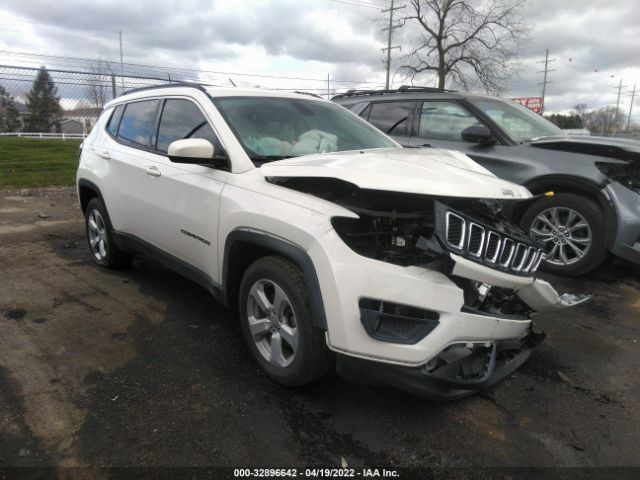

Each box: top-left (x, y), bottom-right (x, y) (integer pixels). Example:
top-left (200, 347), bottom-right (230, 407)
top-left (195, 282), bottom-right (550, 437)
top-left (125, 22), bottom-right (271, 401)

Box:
top-left (222, 230), bottom-right (328, 330)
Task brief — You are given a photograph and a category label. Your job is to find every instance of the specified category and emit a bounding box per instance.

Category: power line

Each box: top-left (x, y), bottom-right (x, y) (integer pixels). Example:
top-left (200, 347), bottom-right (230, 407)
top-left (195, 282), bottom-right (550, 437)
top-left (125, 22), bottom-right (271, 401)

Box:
top-left (0, 49), bottom-right (381, 84)
top-left (325, 0), bottom-right (386, 9)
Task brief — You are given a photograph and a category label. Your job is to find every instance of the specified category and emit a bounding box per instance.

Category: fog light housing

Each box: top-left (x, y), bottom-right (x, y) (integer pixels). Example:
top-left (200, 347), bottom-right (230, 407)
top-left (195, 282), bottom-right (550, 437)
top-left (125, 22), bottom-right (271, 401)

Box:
top-left (359, 298), bottom-right (439, 344)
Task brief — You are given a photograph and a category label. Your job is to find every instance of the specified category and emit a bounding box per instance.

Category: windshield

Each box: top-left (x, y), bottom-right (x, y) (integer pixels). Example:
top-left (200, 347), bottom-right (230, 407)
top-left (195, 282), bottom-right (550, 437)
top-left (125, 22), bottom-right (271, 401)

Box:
top-left (468, 97), bottom-right (564, 142)
top-left (214, 96), bottom-right (397, 164)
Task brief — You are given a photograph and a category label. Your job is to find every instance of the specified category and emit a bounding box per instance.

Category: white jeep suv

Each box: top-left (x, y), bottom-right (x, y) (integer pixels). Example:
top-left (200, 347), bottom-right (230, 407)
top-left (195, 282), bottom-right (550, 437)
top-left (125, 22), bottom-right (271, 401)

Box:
top-left (76, 84), bottom-right (586, 400)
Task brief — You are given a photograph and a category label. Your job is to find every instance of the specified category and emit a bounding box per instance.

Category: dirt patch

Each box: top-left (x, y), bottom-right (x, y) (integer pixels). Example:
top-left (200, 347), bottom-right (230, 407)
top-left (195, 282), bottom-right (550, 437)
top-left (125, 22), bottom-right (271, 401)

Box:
top-left (0, 187), bottom-right (639, 471)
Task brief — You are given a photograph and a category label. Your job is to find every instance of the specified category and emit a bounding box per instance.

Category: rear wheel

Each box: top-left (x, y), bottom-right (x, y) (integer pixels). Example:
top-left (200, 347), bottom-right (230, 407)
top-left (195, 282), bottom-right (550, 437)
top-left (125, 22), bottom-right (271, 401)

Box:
top-left (85, 197), bottom-right (131, 269)
top-left (238, 256), bottom-right (333, 387)
top-left (521, 193), bottom-right (608, 276)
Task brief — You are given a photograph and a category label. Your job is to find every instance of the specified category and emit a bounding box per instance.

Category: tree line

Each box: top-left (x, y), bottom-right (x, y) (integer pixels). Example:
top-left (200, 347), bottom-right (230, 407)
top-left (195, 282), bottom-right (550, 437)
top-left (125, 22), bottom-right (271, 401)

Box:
top-left (0, 67), bottom-right (62, 133)
top-left (544, 104), bottom-right (637, 134)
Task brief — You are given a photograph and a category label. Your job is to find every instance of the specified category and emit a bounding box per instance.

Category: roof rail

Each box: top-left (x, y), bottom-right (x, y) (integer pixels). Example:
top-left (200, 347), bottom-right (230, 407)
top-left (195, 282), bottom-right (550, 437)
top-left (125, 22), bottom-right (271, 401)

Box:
top-left (331, 85), bottom-right (455, 100)
top-left (122, 82), bottom-right (208, 96)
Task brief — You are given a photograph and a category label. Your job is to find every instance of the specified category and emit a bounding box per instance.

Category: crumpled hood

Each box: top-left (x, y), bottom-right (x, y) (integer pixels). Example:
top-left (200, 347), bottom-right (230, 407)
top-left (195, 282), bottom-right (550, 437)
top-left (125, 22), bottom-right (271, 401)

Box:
top-left (529, 135), bottom-right (640, 161)
top-left (261, 148), bottom-right (532, 199)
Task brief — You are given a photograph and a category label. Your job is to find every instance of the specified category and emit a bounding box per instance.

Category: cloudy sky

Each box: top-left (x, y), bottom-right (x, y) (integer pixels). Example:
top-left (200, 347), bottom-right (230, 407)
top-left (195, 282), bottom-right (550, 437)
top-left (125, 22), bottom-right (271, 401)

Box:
top-left (0, 0), bottom-right (638, 121)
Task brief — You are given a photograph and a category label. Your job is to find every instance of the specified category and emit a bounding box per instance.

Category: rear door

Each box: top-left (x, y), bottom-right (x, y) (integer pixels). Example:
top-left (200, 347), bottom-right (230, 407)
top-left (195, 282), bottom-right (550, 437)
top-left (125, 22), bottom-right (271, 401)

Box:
top-left (99, 99), bottom-right (160, 237)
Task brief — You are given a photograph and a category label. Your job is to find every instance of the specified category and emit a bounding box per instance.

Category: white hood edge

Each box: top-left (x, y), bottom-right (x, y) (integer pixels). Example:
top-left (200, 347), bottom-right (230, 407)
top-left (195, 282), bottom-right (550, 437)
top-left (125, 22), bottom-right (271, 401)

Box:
top-left (261, 148), bottom-right (532, 200)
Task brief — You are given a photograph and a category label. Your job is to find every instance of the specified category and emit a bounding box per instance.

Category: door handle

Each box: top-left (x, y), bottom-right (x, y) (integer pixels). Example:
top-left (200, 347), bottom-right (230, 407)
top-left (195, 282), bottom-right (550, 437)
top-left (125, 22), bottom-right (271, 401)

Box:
top-left (97, 150), bottom-right (111, 160)
top-left (143, 165), bottom-right (161, 177)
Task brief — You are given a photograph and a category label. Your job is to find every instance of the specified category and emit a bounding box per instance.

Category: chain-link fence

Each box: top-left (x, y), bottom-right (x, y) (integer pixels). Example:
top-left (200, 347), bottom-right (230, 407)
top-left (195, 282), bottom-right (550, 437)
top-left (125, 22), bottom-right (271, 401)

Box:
top-left (0, 64), bottom-right (200, 188)
top-left (0, 64), bottom-right (196, 136)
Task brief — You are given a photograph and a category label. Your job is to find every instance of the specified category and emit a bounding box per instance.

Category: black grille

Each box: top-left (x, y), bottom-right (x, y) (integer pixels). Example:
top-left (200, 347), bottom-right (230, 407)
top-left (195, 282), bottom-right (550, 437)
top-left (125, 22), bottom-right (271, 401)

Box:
top-left (359, 299), bottom-right (439, 345)
top-left (512, 244), bottom-right (527, 269)
top-left (500, 239), bottom-right (515, 266)
top-left (485, 232), bottom-right (501, 263)
top-left (468, 224), bottom-right (484, 256)
top-left (443, 209), bottom-right (543, 276)
top-left (446, 213), bottom-right (465, 248)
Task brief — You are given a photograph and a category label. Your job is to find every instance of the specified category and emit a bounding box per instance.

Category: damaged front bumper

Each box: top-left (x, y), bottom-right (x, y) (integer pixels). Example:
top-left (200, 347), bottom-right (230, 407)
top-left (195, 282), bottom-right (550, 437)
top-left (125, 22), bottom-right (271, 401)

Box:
top-left (311, 227), bottom-right (588, 400)
top-left (337, 326), bottom-right (546, 401)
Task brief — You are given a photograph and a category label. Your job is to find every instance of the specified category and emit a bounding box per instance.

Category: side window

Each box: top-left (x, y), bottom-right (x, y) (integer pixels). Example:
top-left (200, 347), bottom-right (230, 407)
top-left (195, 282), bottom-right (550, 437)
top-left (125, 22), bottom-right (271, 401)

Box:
top-left (106, 105), bottom-right (123, 136)
top-left (117, 100), bottom-right (159, 147)
top-left (365, 101), bottom-right (413, 136)
top-left (156, 99), bottom-right (219, 153)
top-left (418, 101), bottom-right (482, 141)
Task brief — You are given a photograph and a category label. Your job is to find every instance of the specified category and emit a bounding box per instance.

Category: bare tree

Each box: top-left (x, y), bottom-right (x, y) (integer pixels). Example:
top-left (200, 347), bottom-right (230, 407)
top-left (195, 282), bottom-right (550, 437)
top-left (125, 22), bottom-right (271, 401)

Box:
top-left (584, 106), bottom-right (625, 135)
top-left (85, 58), bottom-right (114, 109)
top-left (399, 0), bottom-right (527, 94)
top-left (573, 103), bottom-right (591, 127)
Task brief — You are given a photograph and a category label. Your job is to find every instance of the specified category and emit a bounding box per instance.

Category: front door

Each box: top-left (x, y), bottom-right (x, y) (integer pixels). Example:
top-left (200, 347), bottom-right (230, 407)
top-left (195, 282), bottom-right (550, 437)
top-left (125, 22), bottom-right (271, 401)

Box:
top-left (139, 98), bottom-right (229, 283)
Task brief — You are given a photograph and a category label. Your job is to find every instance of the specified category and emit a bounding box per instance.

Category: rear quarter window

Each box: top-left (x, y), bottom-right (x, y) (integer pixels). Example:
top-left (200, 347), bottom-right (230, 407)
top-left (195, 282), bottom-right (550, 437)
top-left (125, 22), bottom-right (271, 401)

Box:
top-left (117, 100), bottom-right (159, 147)
top-left (106, 105), bottom-right (124, 136)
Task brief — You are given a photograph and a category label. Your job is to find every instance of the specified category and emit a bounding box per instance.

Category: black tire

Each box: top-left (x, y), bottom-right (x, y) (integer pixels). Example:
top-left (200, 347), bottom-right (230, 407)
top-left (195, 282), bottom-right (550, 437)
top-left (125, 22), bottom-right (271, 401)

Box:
top-left (520, 193), bottom-right (608, 277)
top-left (84, 197), bottom-right (131, 269)
top-left (238, 255), bottom-right (334, 387)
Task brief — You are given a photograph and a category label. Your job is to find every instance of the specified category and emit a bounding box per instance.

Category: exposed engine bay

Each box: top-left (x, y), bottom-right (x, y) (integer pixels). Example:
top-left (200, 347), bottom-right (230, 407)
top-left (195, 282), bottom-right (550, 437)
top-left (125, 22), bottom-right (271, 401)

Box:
top-left (271, 176), bottom-right (545, 320)
top-left (271, 176), bottom-right (539, 268)
top-left (596, 161), bottom-right (640, 195)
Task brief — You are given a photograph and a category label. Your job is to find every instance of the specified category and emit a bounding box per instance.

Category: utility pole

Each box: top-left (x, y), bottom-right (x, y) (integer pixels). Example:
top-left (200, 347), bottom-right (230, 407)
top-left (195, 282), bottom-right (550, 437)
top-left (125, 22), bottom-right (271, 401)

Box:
top-left (119, 30), bottom-right (124, 89)
top-left (613, 78), bottom-right (628, 134)
top-left (536, 49), bottom-right (556, 114)
top-left (627, 84), bottom-right (638, 131)
top-left (327, 73), bottom-right (330, 100)
top-left (381, 0), bottom-right (405, 90)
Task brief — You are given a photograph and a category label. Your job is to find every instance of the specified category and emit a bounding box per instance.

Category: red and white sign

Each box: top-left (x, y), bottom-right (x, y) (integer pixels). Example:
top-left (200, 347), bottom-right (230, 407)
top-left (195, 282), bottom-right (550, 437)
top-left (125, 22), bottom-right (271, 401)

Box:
top-left (511, 97), bottom-right (543, 114)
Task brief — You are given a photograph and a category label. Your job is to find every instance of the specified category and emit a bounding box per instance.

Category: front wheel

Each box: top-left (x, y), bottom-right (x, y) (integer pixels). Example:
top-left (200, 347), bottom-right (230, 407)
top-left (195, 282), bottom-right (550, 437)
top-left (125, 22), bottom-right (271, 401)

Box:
top-left (521, 193), bottom-right (608, 277)
top-left (238, 256), bottom-right (333, 387)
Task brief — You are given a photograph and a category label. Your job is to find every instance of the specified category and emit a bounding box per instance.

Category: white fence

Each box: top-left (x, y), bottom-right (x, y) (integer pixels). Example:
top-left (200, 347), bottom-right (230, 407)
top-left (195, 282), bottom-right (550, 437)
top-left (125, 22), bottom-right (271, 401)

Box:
top-left (0, 132), bottom-right (86, 140)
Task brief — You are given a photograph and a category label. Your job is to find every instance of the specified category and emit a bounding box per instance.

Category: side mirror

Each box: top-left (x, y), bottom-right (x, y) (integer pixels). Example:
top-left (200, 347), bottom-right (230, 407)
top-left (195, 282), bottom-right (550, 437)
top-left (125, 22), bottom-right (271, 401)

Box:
top-left (168, 138), bottom-right (215, 164)
top-left (461, 125), bottom-right (495, 145)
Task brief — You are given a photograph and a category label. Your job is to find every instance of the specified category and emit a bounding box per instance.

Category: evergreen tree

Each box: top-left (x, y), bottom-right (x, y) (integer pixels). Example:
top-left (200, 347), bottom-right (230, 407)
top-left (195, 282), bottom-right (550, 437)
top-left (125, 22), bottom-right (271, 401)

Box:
top-left (0, 84), bottom-right (21, 132)
top-left (25, 67), bottom-right (61, 132)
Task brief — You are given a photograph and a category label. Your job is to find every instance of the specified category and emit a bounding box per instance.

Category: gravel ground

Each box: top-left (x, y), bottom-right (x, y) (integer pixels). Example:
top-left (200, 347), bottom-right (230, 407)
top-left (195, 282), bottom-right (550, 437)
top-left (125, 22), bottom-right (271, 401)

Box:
top-left (0, 188), bottom-right (639, 479)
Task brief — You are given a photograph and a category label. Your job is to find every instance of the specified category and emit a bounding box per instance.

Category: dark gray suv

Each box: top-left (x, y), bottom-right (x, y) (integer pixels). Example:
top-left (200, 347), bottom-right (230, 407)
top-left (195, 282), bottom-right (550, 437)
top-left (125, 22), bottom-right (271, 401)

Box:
top-left (333, 87), bottom-right (640, 276)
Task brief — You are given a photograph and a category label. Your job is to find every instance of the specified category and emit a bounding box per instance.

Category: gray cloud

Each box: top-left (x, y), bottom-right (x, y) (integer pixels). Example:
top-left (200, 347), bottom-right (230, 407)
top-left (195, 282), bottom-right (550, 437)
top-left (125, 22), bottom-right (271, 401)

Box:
top-left (0, 0), bottom-right (638, 118)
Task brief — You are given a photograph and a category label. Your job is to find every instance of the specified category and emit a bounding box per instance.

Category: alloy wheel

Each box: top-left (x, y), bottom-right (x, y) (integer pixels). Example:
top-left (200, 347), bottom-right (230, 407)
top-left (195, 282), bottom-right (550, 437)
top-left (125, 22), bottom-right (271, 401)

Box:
top-left (529, 206), bottom-right (592, 266)
top-left (87, 208), bottom-right (108, 261)
top-left (246, 278), bottom-right (299, 368)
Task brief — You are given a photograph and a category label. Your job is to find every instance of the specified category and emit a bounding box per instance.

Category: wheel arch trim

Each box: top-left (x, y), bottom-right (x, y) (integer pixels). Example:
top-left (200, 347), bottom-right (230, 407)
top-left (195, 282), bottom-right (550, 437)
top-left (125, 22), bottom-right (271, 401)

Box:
top-left (222, 229), bottom-right (328, 330)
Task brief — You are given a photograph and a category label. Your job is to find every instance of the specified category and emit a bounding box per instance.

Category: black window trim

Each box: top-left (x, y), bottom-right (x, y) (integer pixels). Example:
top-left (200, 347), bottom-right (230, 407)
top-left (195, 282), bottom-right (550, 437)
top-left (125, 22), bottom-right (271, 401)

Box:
top-left (362, 99), bottom-right (418, 137)
top-left (154, 97), bottom-right (230, 170)
top-left (413, 99), bottom-right (509, 144)
top-left (106, 104), bottom-right (124, 137)
top-left (103, 95), bottom-right (231, 170)
top-left (105, 98), bottom-right (161, 152)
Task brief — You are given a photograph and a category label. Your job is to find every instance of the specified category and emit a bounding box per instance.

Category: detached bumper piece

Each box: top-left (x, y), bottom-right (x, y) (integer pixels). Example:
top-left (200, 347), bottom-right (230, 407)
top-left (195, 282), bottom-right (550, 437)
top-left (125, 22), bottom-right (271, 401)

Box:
top-left (336, 327), bottom-right (545, 401)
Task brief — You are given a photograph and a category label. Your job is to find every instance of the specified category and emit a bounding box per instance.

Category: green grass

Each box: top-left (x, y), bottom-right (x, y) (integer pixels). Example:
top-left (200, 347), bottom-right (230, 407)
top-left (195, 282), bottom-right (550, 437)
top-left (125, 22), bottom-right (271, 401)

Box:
top-left (0, 136), bottom-right (82, 188)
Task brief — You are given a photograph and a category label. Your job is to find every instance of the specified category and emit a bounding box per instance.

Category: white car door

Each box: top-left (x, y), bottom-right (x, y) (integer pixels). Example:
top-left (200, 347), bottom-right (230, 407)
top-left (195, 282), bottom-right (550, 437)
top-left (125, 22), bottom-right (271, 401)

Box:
top-left (136, 97), bottom-right (229, 283)
top-left (98, 99), bottom-right (161, 238)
